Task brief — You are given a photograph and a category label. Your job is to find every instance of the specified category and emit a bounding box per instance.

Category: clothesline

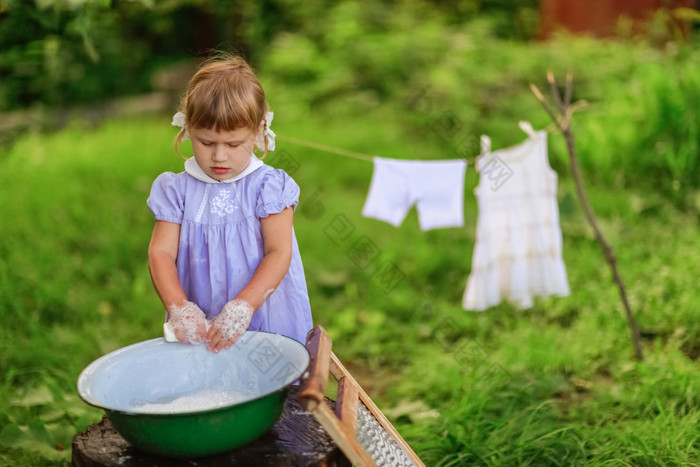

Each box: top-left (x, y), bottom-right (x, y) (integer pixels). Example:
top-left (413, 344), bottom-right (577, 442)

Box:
top-left (275, 134), bottom-right (479, 164)
top-left (276, 128), bottom-right (543, 166)
top-left (275, 102), bottom-right (587, 166)
top-left (275, 133), bottom-right (535, 166)
top-left (275, 134), bottom-right (377, 162)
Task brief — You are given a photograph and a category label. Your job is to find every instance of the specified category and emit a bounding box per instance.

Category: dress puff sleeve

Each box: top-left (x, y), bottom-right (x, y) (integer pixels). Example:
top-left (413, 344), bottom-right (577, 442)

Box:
top-left (255, 168), bottom-right (300, 218)
top-left (147, 172), bottom-right (185, 223)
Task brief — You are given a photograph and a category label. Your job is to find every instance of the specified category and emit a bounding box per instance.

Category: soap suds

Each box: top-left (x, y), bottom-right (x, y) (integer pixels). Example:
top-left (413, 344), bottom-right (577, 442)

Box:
top-left (128, 388), bottom-right (256, 414)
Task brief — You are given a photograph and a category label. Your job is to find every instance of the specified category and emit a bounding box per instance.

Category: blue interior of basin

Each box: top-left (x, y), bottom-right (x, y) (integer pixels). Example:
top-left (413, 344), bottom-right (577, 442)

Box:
top-left (77, 331), bottom-right (309, 414)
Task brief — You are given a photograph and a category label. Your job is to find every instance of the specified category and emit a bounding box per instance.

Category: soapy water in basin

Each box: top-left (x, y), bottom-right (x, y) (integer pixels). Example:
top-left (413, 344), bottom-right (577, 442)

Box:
top-left (128, 387), bottom-right (257, 414)
top-left (78, 334), bottom-right (309, 416)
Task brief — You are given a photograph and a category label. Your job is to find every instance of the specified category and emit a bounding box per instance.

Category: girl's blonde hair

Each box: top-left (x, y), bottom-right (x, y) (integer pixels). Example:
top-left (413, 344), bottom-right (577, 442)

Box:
top-left (175, 53), bottom-right (270, 157)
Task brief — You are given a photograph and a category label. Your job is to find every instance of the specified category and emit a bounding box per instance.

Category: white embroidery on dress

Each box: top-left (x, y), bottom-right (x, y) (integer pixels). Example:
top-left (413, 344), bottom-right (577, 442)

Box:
top-left (210, 189), bottom-right (239, 217)
top-left (195, 184), bottom-right (211, 223)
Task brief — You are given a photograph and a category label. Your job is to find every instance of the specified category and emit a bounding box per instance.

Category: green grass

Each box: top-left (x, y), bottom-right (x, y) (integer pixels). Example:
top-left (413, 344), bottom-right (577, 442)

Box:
top-left (1, 110), bottom-right (699, 466)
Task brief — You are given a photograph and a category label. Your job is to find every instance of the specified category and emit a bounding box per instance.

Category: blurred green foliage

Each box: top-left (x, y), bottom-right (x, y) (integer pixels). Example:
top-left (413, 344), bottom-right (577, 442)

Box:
top-left (257, 6), bottom-right (700, 194)
top-left (2, 1), bottom-right (698, 191)
top-left (0, 0), bottom-right (538, 111)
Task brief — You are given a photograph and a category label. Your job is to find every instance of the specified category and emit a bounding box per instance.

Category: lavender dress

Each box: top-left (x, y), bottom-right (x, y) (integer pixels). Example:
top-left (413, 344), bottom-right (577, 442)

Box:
top-left (147, 155), bottom-right (313, 344)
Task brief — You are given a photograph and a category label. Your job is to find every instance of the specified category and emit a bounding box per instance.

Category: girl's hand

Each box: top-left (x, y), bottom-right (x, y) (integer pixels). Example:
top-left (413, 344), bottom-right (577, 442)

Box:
top-left (167, 301), bottom-right (209, 344)
top-left (207, 299), bottom-right (254, 353)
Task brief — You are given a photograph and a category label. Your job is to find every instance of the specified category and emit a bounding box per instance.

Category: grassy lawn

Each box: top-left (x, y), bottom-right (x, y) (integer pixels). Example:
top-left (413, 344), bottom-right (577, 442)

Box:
top-left (0, 108), bottom-right (698, 466)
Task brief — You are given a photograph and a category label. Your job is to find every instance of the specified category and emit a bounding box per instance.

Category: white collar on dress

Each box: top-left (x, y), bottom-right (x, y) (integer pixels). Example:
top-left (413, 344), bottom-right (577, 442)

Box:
top-left (184, 155), bottom-right (264, 184)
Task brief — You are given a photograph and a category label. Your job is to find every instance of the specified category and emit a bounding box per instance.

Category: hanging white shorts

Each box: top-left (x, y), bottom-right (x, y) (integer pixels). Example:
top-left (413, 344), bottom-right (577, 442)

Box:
top-left (362, 157), bottom-right (466, 231)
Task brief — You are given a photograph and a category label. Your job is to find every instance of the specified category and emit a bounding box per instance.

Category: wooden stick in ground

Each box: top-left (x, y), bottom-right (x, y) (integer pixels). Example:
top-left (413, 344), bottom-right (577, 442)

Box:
top-left (531, 73), bottom-right (644, 361)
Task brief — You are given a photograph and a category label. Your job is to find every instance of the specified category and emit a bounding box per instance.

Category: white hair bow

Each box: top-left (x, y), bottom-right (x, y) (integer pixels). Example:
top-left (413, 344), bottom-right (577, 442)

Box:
top-left (256, 111), bottom-right (276, 151)
top-left (171, 111), bottom-right (189, 141)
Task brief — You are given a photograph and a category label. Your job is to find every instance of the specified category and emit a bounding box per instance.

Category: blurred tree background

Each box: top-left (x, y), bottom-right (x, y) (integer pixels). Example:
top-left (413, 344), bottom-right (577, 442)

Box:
top-left (1, 0), bottom-right (699, 195)
top-left (0, 0), bottom-right (539, 110)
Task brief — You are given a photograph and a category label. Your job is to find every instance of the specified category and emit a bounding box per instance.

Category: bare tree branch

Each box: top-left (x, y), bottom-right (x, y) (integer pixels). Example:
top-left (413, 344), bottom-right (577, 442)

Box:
top-left (564, 70), bottom-right (573, 109)
top-left (531, 74), bottom-right (644, 361)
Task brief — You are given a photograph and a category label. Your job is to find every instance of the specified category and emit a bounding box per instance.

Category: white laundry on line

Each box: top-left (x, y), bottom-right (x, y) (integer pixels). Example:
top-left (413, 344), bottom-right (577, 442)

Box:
top-left (362, 157), bottom-right (467, 231)
top-left (463, 121), bottom-right (570, 311)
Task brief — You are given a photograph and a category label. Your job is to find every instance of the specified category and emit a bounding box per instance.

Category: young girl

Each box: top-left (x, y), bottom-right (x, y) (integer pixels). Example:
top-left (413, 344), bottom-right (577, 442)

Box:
top-left (147, 54), bottom-right (313, 353)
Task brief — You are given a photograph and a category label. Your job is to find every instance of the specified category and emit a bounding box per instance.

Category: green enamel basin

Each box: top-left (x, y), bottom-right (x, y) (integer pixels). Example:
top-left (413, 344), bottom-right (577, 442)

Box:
top-left (77, 332), bottom-right (310, 458)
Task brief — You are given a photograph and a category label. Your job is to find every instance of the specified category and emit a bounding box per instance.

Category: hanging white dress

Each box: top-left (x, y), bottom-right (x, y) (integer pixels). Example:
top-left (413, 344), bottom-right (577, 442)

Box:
top-left (463, 122), bottom-right (570, 311)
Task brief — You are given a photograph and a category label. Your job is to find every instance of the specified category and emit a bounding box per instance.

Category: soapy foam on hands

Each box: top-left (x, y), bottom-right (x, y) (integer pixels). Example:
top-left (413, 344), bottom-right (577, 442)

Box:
top-left (167, 301), bottom-right (210, 344)
top-left (213, 299), bottom-right (254, 342)
top-left (164, 299), bottom-right (255, 344)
